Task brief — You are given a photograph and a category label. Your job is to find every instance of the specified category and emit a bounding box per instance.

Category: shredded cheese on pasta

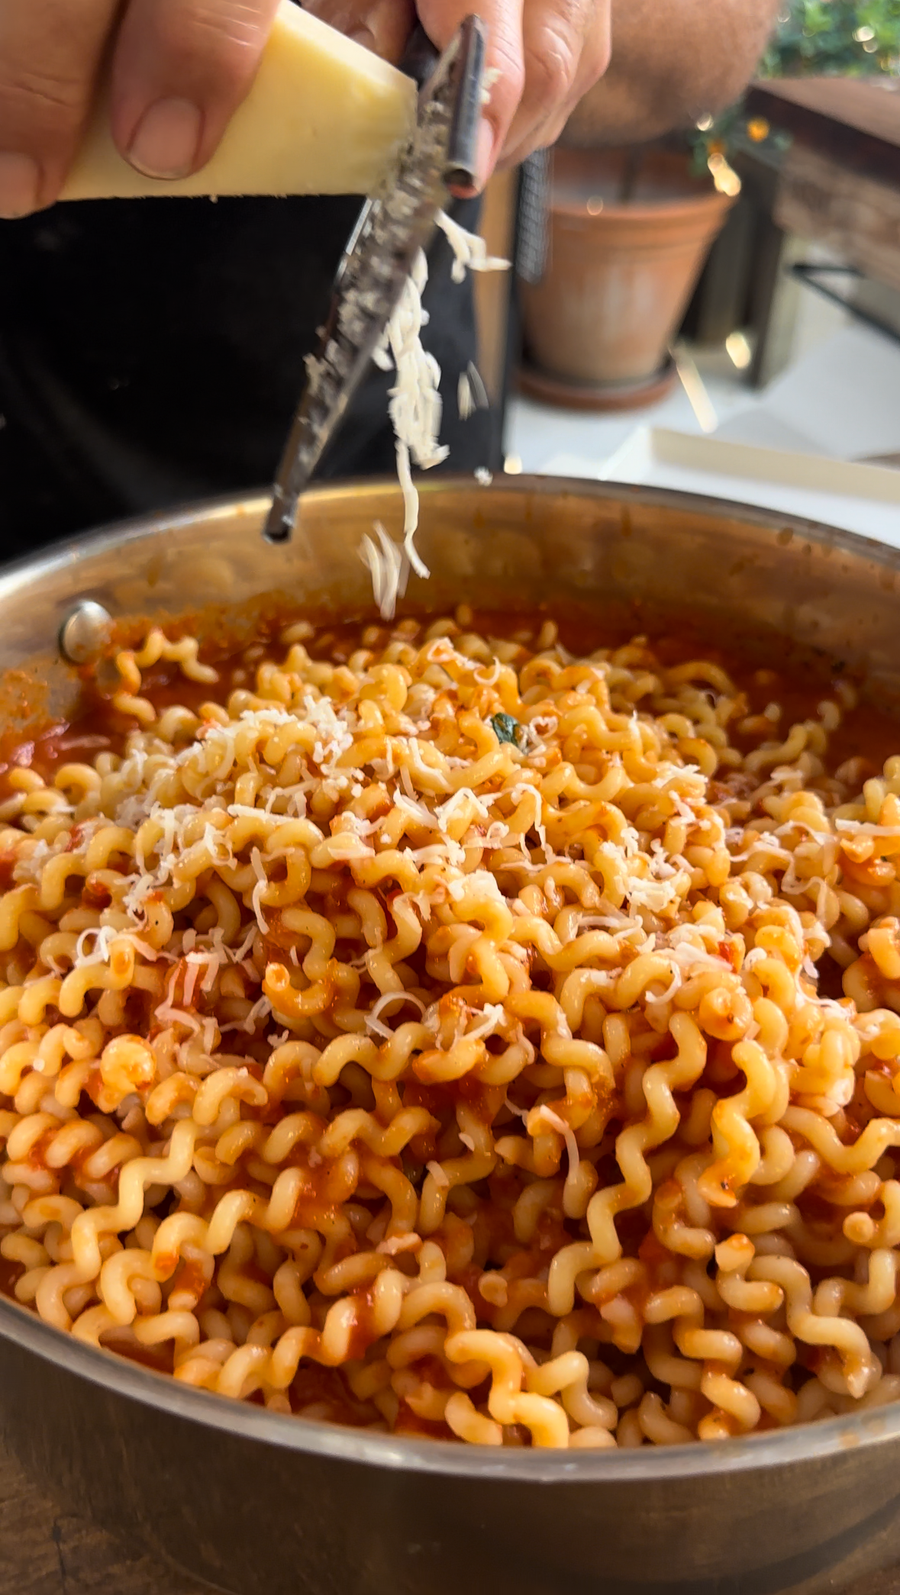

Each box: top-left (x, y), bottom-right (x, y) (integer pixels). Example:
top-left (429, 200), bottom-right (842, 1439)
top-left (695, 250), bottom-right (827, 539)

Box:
top-left (4, 613), bottom-right (900, 1448)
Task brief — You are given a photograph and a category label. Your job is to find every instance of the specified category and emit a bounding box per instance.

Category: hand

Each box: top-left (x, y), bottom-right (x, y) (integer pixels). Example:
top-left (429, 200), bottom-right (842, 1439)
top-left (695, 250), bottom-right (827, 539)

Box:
top-left (307, 0), bottom-right (612, 184)
top-left (0, 0), bottom-right (282, 218)
top-left (0, 0), bottom-right (611, 221)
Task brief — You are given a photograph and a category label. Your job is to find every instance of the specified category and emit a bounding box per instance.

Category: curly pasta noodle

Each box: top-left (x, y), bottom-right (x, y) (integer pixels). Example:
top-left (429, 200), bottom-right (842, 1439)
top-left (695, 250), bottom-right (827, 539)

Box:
top-left (4, 607), bottom-right (900, 1447)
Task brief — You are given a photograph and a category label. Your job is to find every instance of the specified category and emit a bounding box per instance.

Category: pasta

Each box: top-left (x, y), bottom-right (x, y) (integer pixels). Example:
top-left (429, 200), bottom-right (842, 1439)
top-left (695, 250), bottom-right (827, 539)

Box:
top-left (3, 607), bottom-right (900, 1449)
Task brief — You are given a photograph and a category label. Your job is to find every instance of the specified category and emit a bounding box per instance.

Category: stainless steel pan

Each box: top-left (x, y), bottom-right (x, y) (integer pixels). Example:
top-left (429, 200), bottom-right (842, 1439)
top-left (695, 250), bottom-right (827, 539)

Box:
top-left (3, 475), bottom-right (900, 1595)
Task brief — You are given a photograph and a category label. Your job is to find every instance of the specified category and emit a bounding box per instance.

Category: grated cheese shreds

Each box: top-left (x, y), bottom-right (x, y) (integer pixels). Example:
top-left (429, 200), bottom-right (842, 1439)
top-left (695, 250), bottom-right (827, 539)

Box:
top-left (458, 372), bottom-right (474, 421)
top-left (384, 251), bottom-right (447, 474)
top-left (358, 215), bottom-right (509, 619)
top-left (395, 439), bottom-right (428, 580)
top-left (481, 65), bottom-right (502, 105)
top-left (466, 360), bottom-right (489, 410)
top-left (435, 209), bottom-right (511, 286)
top-left (359, 520), bottom-right (408, 621)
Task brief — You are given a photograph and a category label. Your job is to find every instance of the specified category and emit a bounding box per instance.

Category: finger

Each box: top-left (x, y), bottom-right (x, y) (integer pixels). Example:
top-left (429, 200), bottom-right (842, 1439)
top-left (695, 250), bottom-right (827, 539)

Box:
top-left (500, 0), bottom-right (609, 168)
top-left (109, 0), bottom-right (282, 181)
top-left (500, 0), bottom-right (594, 166)
top-left (304, 0), bottom-right (416, 66)
top-left (416, 0), bottom-right (526, 188)
top-left (0, 0), bottom-right (120, 217)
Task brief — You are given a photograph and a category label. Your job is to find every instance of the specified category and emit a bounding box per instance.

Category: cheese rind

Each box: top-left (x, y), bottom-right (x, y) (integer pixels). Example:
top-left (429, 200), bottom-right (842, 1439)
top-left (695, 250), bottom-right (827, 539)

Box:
top-left (60, 2), bottom-right (416, 202)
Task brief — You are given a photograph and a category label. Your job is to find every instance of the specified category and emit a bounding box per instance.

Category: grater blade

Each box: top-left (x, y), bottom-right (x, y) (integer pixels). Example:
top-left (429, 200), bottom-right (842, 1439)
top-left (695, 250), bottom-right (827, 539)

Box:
top-left (263, 16), bottom-right (486, 545)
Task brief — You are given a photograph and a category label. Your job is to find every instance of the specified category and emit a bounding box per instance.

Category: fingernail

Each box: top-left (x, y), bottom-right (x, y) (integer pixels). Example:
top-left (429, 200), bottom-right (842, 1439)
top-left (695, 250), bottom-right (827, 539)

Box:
top-left (476, 118), bottom-right (495, 190)
top-left (0, 153), bottom-right (40, 220)
top-left (347, 22), bottom-right (375, 48)
top-left (127, 98), bottom-right (202, 180)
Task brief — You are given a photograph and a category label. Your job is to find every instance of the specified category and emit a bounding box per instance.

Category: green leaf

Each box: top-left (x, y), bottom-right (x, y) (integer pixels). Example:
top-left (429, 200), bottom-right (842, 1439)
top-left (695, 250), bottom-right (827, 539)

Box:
top-left (491, 713), bottom-right (521, 747)
top-left (760, 0), bottom-right (900, 78)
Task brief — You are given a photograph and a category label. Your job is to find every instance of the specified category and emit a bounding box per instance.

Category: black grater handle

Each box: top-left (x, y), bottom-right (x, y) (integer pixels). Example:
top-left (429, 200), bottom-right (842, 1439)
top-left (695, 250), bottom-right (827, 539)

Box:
top-left (516, 146), bottom-right (550, 286)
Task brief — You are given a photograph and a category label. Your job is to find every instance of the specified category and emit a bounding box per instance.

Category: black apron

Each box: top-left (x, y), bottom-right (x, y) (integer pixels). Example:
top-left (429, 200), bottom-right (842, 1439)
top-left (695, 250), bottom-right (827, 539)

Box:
top-left (0, 181), bottom-right (499, 560)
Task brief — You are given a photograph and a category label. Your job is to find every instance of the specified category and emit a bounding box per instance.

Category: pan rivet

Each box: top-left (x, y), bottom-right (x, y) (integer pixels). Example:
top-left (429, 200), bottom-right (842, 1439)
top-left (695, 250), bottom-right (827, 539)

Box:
top-left (59, 601), bottom-right (112, 665)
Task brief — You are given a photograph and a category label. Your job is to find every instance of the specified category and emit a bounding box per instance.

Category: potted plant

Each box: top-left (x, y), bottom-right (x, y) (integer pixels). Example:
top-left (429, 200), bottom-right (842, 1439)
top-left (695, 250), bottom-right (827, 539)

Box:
top-left (517, 135), bottom-right (742, 411)
top-left (518, 0), bottom-right (899, 412)
top-left (761, 0), bottom-right (900, 77)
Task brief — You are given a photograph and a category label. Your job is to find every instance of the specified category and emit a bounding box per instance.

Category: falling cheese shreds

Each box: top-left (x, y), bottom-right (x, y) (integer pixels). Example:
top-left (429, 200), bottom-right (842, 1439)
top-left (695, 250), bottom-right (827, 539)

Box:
top-left (357, 219), bottom-right (509, 620)
top-left (466, 361), bottom-right (489, 410)
top-left (458, 372), bottom-right (475, 421)
top-left (396, 441), bottom-right (429, 580)
top-left (359, 520), bottom-right (407, 621)
top-left (435, 209), bottom-right (511, 286)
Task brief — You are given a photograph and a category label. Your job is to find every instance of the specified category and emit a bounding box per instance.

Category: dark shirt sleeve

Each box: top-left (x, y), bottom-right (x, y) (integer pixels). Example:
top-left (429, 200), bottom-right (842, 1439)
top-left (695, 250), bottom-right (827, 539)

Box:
top-left (0, 188), bottom-right (498, 560)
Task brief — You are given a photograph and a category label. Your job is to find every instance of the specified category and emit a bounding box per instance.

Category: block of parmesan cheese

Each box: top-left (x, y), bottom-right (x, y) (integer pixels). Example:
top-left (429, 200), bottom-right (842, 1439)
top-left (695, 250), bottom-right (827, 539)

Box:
top-left (60, 1), bottom-right (416, 202)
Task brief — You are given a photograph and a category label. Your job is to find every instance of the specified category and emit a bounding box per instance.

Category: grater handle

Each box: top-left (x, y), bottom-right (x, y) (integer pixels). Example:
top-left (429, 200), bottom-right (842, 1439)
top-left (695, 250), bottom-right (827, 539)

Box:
top-left (516, 147), bottom-right (550, 286)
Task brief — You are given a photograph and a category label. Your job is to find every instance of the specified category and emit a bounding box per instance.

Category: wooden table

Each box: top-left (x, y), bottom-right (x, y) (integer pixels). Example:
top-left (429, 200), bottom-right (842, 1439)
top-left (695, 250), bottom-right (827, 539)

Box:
top-left (0, 1440), bottom-right (207, 1595)
top-left (3, 1429), bottom-right (900, 1595)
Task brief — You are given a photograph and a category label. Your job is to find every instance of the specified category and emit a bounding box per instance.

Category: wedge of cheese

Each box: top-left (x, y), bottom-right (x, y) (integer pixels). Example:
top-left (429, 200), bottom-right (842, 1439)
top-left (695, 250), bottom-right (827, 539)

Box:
top-left (60, 1), bottom-right (416, 202)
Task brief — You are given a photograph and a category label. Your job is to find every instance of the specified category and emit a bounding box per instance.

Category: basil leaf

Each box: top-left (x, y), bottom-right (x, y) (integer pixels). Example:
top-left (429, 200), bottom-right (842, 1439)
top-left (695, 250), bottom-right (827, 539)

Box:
top-left (491, 713), bottom-right (521, 747)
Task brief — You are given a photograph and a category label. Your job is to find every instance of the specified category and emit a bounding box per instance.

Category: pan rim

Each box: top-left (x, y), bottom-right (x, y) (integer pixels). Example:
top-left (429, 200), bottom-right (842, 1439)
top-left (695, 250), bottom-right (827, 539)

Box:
top-left (3, 472), bottom-right (900, 1485)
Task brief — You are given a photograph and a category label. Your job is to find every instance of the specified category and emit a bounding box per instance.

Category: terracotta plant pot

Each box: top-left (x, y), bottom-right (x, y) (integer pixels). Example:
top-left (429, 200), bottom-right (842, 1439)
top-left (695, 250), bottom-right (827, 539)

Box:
top-left (519, 146), bottom-right (735, 410)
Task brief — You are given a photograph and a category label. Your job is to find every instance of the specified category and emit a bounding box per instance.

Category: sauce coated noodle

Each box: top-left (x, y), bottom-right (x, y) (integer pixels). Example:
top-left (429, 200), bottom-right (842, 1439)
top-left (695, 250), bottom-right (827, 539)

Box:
top-left (2, 609), bottom-right (900, 1448)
